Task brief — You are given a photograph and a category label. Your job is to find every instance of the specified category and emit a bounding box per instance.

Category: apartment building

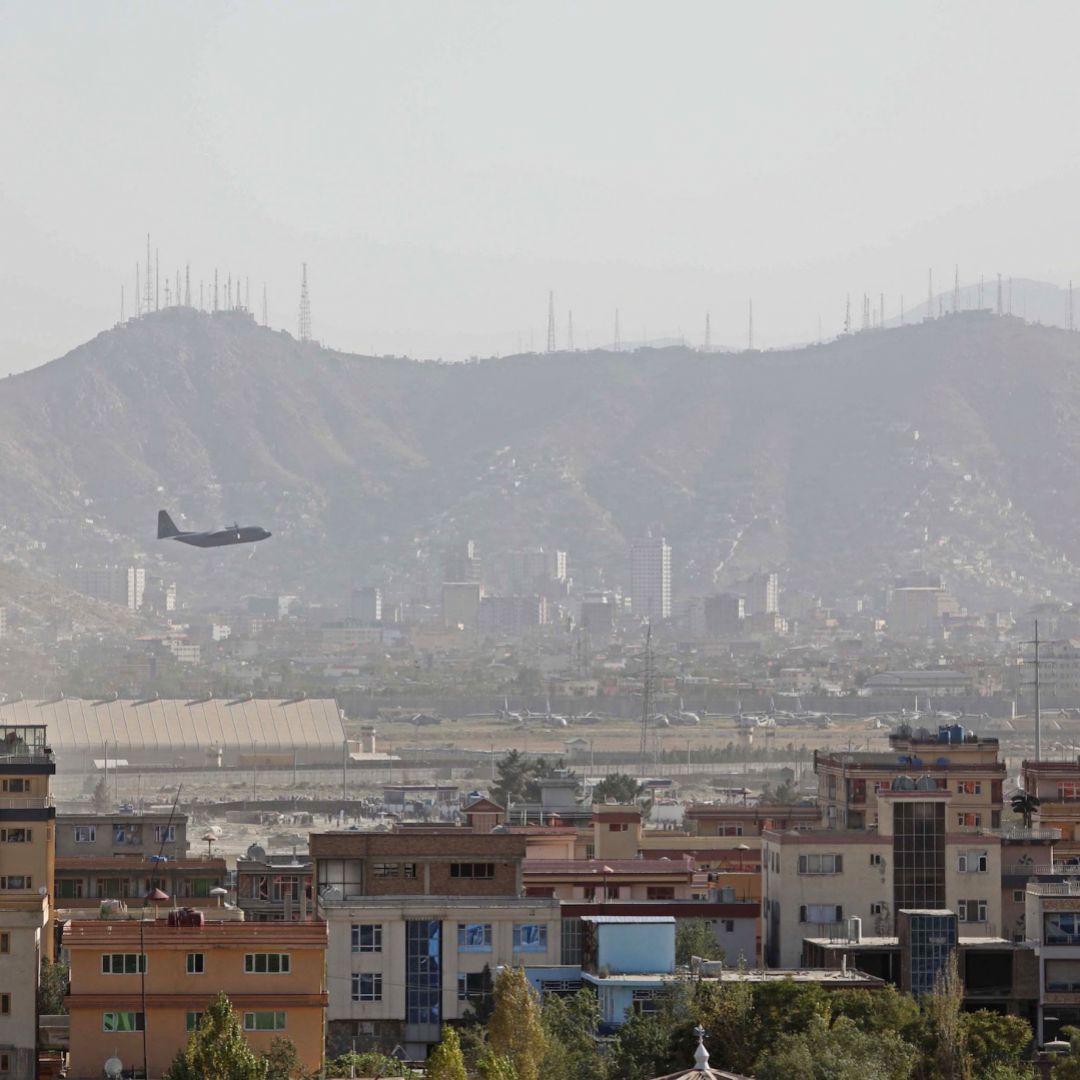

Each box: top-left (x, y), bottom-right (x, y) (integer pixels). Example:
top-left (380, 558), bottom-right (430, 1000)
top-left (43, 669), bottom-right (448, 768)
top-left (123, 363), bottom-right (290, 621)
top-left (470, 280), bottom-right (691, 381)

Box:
top-left (1025, 880), bottom-right (1080, 1044)
top-left (54, 856), bottom-right (226, 910)
top-left (1021, 758), bottom-right (1080, 848)
top-left (236, 852), bottom-right (314, 922)
top-left (312, 828), bottom-right (561, 1059)
top-left (684, 802), bottom-right (821, 838)
top-left (55, 813), bottom-right (189, 859)
top-left (814, 728), bottom-right (1004, 830)
top-left (63, 915), bottom-right (327, 1079)
top-left (0, 723), bottom-right (55, 1080)
top-left (763, 778), bottom-right (1002, 967)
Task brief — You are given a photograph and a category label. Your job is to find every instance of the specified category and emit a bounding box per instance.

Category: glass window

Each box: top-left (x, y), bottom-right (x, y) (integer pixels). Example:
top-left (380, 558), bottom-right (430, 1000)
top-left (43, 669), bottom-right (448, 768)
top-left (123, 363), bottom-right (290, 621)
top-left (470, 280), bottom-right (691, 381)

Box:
top-left (187, 953), bottom-right (204, 974)
top-left (155, 825), bottom-right (176, 843)
top-left (373, 863), bottom-right (399, 878)
top-left (103, 1012), bottom-right (144, 1032)
top-left (101, 953), bottom-right (146, 974)
top-left (0, 829), bottom-right (30, 843)
top-left (244, 953), bottom-right (290, 974)
top-left (0, 933), bottom-right (8, 954)
top-left (894, 801), bottom-right (946, 911)
top-left (458, 972), bottom-right (489, 1001)
top-left (243, 1011), bottom-right (286, 1031)
top-left (185, 1012), bottom-right (203, 1032)
top-left (450, 863), bottom-right (495, 879)
top-left (457, 923), bottom-right (492, 951)
top-left (351, 973), bottom-right (382, 1002)
top-left (0, 876), bottom-right (30, 890)
top-left (352, 924), bottom-right (383, 952)
top-left (513, 923), bottom-right (548, 952)
top-left (56, 879), bottom-right (83, 899)
top-left (797, 853), bottom-right (843, 874)
top-left (74, 826), bottom-right (96, 843)
top-left (800, 904), bottom-right (843, 923)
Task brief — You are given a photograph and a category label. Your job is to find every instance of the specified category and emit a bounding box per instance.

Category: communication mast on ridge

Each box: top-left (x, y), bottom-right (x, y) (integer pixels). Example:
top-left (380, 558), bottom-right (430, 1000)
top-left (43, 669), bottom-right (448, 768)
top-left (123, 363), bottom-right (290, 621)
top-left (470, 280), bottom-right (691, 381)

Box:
top-left (546, 291), bottom-right (556, 353)
top-left (298, 264), bottom-right (312, 342)
top-left (184, 266), bottom-right (191, 308)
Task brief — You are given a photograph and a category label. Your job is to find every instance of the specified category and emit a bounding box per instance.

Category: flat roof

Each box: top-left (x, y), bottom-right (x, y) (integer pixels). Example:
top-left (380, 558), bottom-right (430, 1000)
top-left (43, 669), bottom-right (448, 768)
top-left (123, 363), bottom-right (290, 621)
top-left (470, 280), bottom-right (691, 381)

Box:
top-left (581, 915), bottom-right (675, 925)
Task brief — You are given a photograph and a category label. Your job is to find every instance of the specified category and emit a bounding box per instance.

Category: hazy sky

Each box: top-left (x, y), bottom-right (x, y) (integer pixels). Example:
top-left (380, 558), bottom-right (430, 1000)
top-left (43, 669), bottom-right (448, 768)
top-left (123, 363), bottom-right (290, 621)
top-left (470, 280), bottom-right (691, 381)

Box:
top-left (3, 1), bottom-right (1080, 370)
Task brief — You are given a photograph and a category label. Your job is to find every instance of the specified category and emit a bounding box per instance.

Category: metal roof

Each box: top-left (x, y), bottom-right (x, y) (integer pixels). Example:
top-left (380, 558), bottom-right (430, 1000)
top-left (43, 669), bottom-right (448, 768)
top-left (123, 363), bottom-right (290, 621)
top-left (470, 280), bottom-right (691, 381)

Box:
top-left (0, 698), bottom-right (345, 751)
top-left (581, 915), bottom-right (676, 924)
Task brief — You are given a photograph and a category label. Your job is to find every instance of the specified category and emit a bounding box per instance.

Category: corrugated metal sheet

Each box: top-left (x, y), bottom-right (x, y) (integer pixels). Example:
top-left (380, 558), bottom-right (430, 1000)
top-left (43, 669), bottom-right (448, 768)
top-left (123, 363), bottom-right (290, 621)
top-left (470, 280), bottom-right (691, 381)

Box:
top-left (0, 698), bottom-right (345, 751)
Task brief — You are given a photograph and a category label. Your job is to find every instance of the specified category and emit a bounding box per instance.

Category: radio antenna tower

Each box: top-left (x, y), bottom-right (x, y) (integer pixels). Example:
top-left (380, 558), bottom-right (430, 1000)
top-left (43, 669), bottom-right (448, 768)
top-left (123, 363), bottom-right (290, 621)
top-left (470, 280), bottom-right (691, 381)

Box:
top-left (844, 294), bottom-right (851, 334)
top-left (245, 277), bottom-right (250, 313)
top-left (704, 311), bottom-right (711, 352)
top-left (213, 270), bottom-right (218, 312)
top-left (144, 235), bottom-right (154, 315)
top-left (298, 263), bottom-right (312, 342)
top-left (567, 310), bottom-right (574, 351)
top-left (184, 266), bottom-right (191, 307)
top-left (200, 281), bottom-right (204, 311)
top-left (546, 291), bottom-right (556, 352)
top-left (748, 299), bottom-right (754, 350)
top-left (120, 286), bottom-right (124, 325)
top-left (861, 293), bottom-right (869, 331)
top-left (613, 309), bottom-right (621, 352)
top-left (638, 623), bottom-right (654, 777)
top-left (227, 273), bottom-right (232, 311)
top-left (996, 273), bottom-right (1003, 315)
top-left (1008, 277), bottom-right (1013, 316)
top-left (978, 274), bottom-right (984, 309)
top-left (879, 293), bottom-right (884, 328)
top-left (175, 269), bottom-right (181, 308)
top-left (262, 284), bottom-right (268, 327)
top-left (135, 263), bottom-right (141, 317)
top-left (900, 294), bottom-right (905, 325)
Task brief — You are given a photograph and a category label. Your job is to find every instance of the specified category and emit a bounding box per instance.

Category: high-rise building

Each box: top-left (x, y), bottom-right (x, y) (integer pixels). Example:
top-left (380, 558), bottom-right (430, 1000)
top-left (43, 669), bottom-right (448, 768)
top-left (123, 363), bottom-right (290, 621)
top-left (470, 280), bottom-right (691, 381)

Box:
top-left (72, 565), bottom-right (145, 610)
top-left (350, 587), bottom-right (382, 625)
top-left (888, 584), bottom-right (960, 637)
top-left (444, 541), bottom-right (481, 585)
top-left (630, 536), bottom-right (671, 621)
top-left (745, 571), bottom-right (779, 616)
top-left (705, 594), bottom-right (744, 637)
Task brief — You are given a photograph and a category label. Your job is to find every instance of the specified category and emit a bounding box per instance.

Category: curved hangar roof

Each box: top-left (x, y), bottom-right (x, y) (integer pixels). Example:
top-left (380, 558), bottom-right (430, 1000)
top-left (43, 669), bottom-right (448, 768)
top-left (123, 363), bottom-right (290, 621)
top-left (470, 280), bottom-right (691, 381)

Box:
top-left (0, 697), bottom-right (345, 751)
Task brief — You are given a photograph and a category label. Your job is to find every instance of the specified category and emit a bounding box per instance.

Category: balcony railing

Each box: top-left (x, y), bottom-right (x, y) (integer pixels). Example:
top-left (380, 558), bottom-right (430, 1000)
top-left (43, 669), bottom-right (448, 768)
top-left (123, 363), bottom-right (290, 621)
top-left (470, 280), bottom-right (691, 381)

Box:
top-left (0, 795), bottom-right (54, 811)
top-left (991, 825), bottom-right (1063, 841)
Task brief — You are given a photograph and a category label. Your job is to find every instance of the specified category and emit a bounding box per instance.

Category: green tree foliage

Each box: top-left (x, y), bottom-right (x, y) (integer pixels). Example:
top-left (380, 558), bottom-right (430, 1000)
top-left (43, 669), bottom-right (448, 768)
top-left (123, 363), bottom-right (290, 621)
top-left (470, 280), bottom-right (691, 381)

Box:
top-left (759, 778), bottom-right (799, 804)
top-left (1010, 791), bottom-right (1041, 829)
top-left (829, 986), bottom-right (920, 1037)
top-left (476, 1049), bottom-right (518, 1080)
top-left (162, 993), bottom-right (267, 1080)
top-left (675, 920), bottom-right (724, 966)
top-left (590, 773), bottom-right (641, 805)
top-left (755, 1013), bottom-right (916, 1080)
top-left (38, 959), bottom-right (68, 1015)
top-left (263, 1037), bottom-right (300, 1080)
top-left (605, 1012), bottom-right (672, 1080)
top-left (92, 776), bottom-right (109, 813)
top-left (540, 990), bottom-right (607, 1080)
top-left (427, 1026), bottom-right (469, 1080)
top-left (488, 967), bottom-right (544, 1080)
top-left (960, 1011), bottom-right (1032, 1075)
top-left (914, 954), bottom-right (972, 1080)
top-left (1051, 1025), bottom-right (1080, 1079)
top-left (325, 1050), bottom-right (417, 1078)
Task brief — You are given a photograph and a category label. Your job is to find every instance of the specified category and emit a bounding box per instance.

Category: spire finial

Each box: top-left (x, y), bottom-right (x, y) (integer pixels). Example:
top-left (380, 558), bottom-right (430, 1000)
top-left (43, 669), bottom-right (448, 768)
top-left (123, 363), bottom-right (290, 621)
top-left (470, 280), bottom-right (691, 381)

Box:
top-left (693, 1024), bottom-right (710, 1071)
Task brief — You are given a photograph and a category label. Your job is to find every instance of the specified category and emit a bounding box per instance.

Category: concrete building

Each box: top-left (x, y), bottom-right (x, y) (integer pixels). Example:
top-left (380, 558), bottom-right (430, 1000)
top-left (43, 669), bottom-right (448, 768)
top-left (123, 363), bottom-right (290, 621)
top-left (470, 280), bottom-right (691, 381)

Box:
top-left (55, 812), bottom-right (190, 860)
top-left (71, 565), bottom-right (145, 611)
top-left (685, 802), bottom-right (821, 838)
top-left (444, 540), bottom-right (481, 585)
top-left (704, 594), bottom-right (744, 638)
top-left (0, 723), bottom-right (55, 1080)
top-left (63, 915), bottom-right (328, 1079)
top-left (630, 536), bottom-right (671, 622)
top-left (814, 728), bottom-right (1005, 830)
top-left (349, 587), bottom-right (382, 625)
top-left (888, 584), bottom-right (960, 637)
top-left (477, 595), bottom-right (547, 638)
top-left (441, 582), bottom-right (482, 630)
top-left (744, 572), bottom-right (779, 616)
top-left (1023, 640), bottom-right (1080, 703)
top-left (1022, 758), bottom-right (1080, 849)
top-left (1026, 880), bottom-right (1080, 1043)
top-left (763, 779), bottom-right (1003, 967)
top-left (312, 828), bottom-right (559, 1059)
top-left (236, 851), bottom-right (314, 922)
top-left (54, 856), bottom-right (227, 910)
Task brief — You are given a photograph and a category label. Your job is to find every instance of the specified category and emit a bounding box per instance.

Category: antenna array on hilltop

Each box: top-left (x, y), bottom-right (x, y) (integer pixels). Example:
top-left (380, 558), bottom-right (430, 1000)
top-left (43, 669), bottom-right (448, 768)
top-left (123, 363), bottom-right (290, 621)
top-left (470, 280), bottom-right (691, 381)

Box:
top-left (298, 264), bottom-right (312, 342)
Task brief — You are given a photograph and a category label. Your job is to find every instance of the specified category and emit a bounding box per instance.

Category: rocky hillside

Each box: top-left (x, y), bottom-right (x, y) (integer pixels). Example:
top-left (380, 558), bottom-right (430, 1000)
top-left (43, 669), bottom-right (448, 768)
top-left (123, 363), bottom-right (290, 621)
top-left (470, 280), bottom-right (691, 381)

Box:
top-left (0, 307), bottom-right (1078, 608)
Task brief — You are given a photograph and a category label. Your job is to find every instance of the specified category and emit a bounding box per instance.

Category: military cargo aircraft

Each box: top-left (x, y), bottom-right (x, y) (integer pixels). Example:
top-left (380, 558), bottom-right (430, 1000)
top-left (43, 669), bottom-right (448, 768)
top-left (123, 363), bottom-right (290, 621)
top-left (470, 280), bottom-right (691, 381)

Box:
top-left (157, 510), bottom-right (271, 548)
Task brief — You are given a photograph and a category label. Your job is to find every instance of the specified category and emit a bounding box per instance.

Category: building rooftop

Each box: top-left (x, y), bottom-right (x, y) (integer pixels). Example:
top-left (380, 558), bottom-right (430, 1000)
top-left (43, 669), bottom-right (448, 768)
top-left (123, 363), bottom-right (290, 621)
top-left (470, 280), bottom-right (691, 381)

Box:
top-left (62, 919), bottom-right (327, 947)
top-left (581, 915), bottom-right (676, 925)
top-left (524, 858), bottom-right (693, 875)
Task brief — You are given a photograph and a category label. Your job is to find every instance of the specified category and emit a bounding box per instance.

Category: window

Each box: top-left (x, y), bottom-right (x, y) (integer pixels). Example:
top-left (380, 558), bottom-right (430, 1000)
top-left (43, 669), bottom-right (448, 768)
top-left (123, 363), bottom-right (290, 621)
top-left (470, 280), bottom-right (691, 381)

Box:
top-left (0, 1053), bottom-right (9, 1074)
top-left (243, 1011), bottom-right (286, 1031)
top-left (74, 826), bottom-right (96, 843)
top-left (646, 886), bottom-right (675, 900)
top-left (513, 923), bottom-right (547, 952)
top-left (0, 779), bottom-right (28, 793)
top-left (186, 953), bottom-right (204, 974)
top-left (958, 852), bottom-right (988, 873)
top-left (958, 900), bottom-right (987, 923)
top-left (0, 876), bottom-right (29, 890)
top-left (799, 904), bottom-right (843, 923)
top-left (373, 863), bottom-right (399, 878)
top-left (352, 924), bottom-right (383, 953)
top-left (154, 825), bottom-right (176, 843)
top-left (56, 879), bottom-right (83, 899)
top-left (244, 953), bottom-right (290, 974)
top-left (0, 828), bottom-right (30, 843)
top-left (185, 1012), bottom-right (203, 1031)
top-left (1013, 890), bottom-right (1026, 903)
top-left (1059, 783), bottom-right (1080, 801)
top-left (609, 823), bottom-right (628, 832)
top-left (720, 825), bottom-right (744, 837)
top-left (457, 923), bottom-right (492, 951)
top-left (869, 853), bottom-right (883, 867)
top-left (632, 989), bottom-right (662, 1016)
top-left (797, 853), bottom-right (843, 875)
top-left (402, 863), bottom-right (417, 879)
top-left (870, 902), bottom-right (886, 916)
top-left (103, 1012), bottom-right (144, 1032)
top-left (0, 933), bottom-right (7, 953)
top-left (957, 781), bottom-right (982, 796)
top-left (458, 972), bottom-right (488, 1002)
top-left (450, 863), bottom-right (495, 879)
top-left (957, 813), bottom-right (981, 828)
top-left (0, 995), bottom-right (8, 1015)
top-left (721, 919), bottom-right (735, 933)
top-left (351, 973), bottom-right (383, 1002)
top-left (98, 878), bottom-right (130, 898)
top-left (102, 953), bottom-right (147, 974)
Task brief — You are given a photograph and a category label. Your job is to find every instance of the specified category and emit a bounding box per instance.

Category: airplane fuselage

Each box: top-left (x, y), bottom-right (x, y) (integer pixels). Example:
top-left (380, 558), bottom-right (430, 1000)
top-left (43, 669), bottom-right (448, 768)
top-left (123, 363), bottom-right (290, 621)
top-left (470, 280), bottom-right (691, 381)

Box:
top-left (172, 526), bottom-right (271, 548)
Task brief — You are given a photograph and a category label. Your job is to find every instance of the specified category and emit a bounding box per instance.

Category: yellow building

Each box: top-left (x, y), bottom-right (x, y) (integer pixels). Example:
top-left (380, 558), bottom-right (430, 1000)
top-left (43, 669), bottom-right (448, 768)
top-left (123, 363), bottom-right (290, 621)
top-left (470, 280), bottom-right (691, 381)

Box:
top-left (63, 916), bottom-right (327, 1079)
top-left (0, 723), bottom-right (55, 1080)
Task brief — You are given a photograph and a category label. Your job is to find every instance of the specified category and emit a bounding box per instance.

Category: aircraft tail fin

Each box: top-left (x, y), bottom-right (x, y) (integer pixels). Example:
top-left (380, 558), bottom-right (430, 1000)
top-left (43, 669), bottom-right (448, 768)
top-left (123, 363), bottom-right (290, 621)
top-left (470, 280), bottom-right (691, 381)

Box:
top-left (157, 510), bottom-right (180, 539)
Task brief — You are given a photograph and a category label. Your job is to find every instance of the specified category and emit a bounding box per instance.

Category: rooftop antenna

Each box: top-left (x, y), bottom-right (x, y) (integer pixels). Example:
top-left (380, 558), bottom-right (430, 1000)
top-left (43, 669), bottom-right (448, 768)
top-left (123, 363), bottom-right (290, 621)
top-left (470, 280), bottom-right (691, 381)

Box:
top-left (704, 311), bottom-right (711, 352)
top-left (748, 299), bottom-right (754, 350)
top-left (262, 283), bottom-right (268, 327)
top-left (546, 290), bottom-right (556, 353)
top-left (639, 623), bottom-right (654, 777)
top-left (567, 309), bottom-right (574, 351)
top-left (953, 264), bottom-right (960, 312)
top-left (1025, 620), bottom-right (1042, 762)
top-left (184, 265), bottom-right (191, 308)
top-left (844, 293), bottom-right (851, 334)
top-left (613, 308), bottom-right (621, 352)
top-left (135, 263), bottom-right (141, 317)
top-left (298, 263), bottom-right (312, 342)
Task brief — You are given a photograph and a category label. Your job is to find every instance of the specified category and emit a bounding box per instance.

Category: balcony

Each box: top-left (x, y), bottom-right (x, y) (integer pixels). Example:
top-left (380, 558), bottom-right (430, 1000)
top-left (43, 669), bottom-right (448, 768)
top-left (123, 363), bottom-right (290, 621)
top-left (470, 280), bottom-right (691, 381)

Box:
top-left (0, 795), bottom-right (54, 811)
top-left (992, 825), bottom-right (1062, 841)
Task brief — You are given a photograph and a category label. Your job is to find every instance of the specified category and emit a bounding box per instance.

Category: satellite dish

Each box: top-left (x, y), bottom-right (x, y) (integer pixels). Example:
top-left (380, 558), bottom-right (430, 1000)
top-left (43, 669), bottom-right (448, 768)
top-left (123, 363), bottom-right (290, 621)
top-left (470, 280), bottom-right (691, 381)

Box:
top-left (38, 885), bottom-right (47, 897)
top-left (104, 1057), bottom-right (123, 1079)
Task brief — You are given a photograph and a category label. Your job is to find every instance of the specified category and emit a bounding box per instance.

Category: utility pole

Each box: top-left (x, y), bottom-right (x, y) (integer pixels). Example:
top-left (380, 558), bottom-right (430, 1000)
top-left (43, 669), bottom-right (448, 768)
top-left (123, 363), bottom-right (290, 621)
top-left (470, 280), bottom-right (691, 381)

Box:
top-left (1024, 620), bottom-right (1042, 762)
top-left (546, 290), bottom-right (556, 353)
top-left (639, 623), bottom-right (654, 778)
top-left (185, 265), bottom-right (191, 307)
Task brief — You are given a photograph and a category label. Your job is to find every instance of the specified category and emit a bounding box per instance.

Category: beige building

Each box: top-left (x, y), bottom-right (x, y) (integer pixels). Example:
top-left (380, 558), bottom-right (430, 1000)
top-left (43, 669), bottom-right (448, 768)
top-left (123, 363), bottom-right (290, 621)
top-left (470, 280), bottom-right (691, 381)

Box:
top-left (0, 723), bottom-right (55, 1080)
top-left (1025, 881), bottom-right (1080, 1044)
top-left (764, 781), bottom-right (1002, 967)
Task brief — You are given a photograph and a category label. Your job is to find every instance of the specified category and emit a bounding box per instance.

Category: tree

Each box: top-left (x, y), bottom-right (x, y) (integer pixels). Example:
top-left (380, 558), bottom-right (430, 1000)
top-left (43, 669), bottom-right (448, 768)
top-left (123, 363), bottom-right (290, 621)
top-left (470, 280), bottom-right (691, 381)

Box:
top-left (427, 1026), bottom-right (469, 1080)
top-left (1010, 791), bottom-right (1041, 829)
top-left (488, 967), bottom-right (545, 1080)
top-left (263, 1037), bottom-right (300, 1080)
top-left (1052, 1026), bottom-right (1080, 1080)
top-left (960, 1011), bottom-right (1032, 1075)
top-left (38, 959), bottom-right (68, 1015)
top-left (675, 920), bottom-right (724, 966)
top-left (590, 773), bottom-right (641, 805)
top-left (759, 778), bottom-right (798, 805)
top-left (326, 1051), bottom-right (417, 1078)
top-left (476, 1049), bottom-right (518, 1080)
top-left (755, 1013), bottom-right (916, 1080)
top-left (830, 985), bottom-right (919, 1038)
top-left (606, 1012), bottom-right (673, 1080)
top-left (493, 750), bottom-right (534, 807)
top-left (162, 992), bottom-right (266, 1080)
top-left (541, 990), bottom-right (607, 1080)
top-left (92, 776), bottom-right (109, 813)
top-left (915, 954), bottom-right (972, 1080)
